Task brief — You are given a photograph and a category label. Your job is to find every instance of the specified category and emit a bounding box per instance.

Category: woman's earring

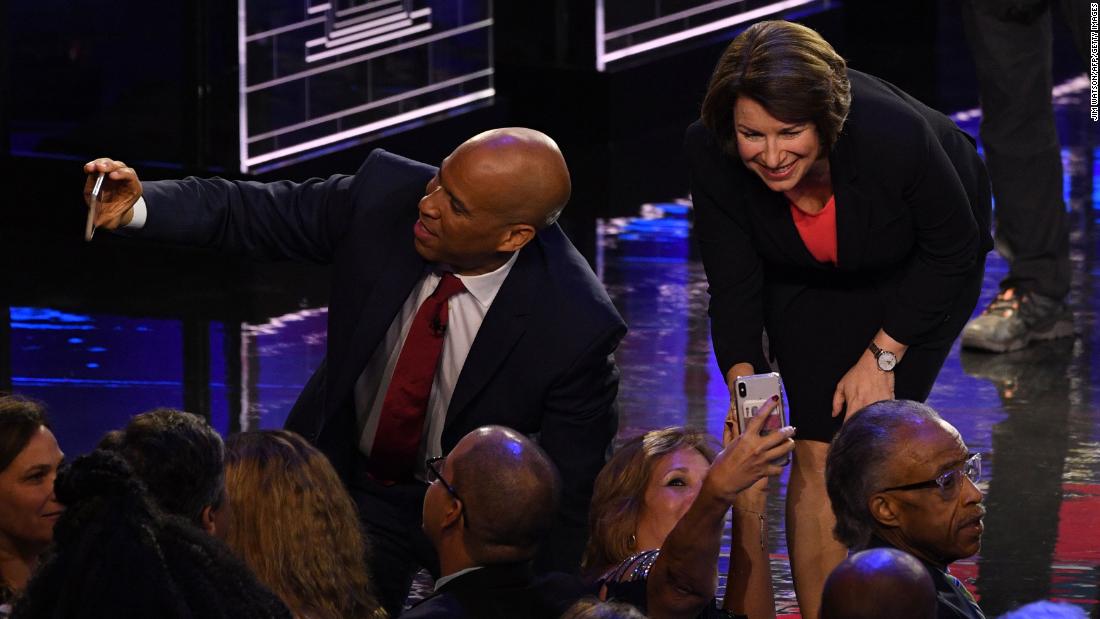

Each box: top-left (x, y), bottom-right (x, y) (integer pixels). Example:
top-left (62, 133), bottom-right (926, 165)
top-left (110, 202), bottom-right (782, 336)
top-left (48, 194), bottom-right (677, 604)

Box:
top-left (629, 534), bottom-right (636, 548)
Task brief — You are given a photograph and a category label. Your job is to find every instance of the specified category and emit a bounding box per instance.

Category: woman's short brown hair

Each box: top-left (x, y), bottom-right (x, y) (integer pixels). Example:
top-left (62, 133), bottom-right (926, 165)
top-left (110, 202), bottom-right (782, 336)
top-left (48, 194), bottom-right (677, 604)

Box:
top-left (701, 20), bottom-right (851, 156)
top-left (581, 427), bottom-right (717, 576)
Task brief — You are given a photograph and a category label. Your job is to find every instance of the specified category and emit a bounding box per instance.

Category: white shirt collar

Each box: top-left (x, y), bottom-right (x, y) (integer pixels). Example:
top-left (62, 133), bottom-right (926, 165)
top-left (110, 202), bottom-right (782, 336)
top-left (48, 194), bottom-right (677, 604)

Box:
top-left (433, 566), bottom-right (485, 592)
top-left (446, 250), bottom-right (520, 308)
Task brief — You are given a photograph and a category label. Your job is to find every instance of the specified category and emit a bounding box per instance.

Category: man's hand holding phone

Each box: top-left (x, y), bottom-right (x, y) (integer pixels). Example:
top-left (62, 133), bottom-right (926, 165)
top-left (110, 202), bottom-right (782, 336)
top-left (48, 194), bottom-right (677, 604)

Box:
top-left (83, 158), bottom-right (143, 233)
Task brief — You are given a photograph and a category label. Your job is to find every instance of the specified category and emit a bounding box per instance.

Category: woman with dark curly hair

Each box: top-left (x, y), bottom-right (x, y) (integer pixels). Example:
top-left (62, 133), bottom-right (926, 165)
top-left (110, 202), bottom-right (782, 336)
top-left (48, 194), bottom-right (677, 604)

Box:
top-left (12, 449), bottom-right (291, 619)
top-left (0, 395), bottom-right (63, 616)
top-left (223, 430), bottom-right (386, 619)
top-left (686, 19), bottom-right (991, 619)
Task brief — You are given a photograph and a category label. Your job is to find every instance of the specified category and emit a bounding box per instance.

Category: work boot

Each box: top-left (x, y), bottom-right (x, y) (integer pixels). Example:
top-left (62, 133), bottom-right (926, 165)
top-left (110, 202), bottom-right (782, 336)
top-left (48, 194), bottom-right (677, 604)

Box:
top-left (961, 288), bottom-right (1074, 353)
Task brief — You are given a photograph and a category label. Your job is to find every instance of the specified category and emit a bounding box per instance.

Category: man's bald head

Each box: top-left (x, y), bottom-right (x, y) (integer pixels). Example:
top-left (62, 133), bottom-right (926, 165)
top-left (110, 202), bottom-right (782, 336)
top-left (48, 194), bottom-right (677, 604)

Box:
top-left (449, 128), bottom-right (571, 228)
top-left (821, 548), bottom-right (936, 619)
top-left (449, 425), bottom-right (561, 564)
top-left (415, 128), bottom-right (572, 275)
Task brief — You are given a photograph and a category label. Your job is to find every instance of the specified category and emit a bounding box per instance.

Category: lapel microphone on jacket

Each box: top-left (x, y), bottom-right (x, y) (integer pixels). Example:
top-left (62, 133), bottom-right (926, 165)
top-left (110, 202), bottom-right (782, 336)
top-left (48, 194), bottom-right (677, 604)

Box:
top-left (430, 316), bottom-right (447, 337)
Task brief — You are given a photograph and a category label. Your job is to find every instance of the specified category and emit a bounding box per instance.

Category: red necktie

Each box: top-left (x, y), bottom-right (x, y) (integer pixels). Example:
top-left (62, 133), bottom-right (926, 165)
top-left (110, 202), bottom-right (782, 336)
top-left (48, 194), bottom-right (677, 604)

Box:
top-left (368, 272), bottom-right (466, 482)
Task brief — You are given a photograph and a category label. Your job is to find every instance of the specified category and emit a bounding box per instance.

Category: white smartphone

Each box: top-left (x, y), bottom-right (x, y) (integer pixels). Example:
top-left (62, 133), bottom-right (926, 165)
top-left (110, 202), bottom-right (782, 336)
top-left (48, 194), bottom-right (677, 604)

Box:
top-left (85, 172), bottom-right (104, 242)
top-left (733, 372), bottom-right (790, 464)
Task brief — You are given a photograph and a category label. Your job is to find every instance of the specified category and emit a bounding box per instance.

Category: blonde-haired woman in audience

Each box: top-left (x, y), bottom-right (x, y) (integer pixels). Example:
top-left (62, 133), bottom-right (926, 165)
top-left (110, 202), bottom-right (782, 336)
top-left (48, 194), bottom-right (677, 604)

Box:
top-left (583, 427), bottom-right (718, 575)
top-left (581, 403), bottom-right (795, 619)
top-left (0, 395), bottom-right (63, 617)
top-left (223, 430), bottom-right (386, 619)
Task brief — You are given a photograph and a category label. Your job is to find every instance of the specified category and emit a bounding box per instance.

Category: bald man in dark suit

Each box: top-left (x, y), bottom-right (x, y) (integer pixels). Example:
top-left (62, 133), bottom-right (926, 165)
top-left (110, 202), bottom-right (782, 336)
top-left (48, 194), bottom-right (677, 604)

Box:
top-left (84, 128), bottom-right (626, 613)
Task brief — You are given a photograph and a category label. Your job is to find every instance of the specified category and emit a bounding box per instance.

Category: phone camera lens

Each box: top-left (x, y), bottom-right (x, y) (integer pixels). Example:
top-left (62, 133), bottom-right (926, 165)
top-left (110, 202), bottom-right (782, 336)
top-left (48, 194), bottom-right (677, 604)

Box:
top-left (737, 383), bottom-right (747, 397)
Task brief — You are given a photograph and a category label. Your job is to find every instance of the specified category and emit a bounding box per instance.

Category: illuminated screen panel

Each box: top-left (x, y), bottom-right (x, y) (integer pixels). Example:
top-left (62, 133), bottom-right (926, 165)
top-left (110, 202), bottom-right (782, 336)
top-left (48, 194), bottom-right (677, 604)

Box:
top-left (239, 0), bottom-right (493, 173)
top-left (596, 0), bottom-right (825, 71)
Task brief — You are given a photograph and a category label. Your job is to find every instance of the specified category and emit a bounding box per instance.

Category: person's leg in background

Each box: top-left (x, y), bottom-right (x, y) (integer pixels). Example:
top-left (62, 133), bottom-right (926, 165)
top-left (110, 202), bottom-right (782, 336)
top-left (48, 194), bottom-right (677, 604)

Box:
top-left (1056, 0), bottom-right (1092, 62)
top-left (961, 0), bottom-right (1077, 352)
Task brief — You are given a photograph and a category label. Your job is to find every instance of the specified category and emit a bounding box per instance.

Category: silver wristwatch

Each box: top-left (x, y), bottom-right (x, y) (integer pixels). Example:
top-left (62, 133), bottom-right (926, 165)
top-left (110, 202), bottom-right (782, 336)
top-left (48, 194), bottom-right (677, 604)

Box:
top-left (868, 341), bottom-right (897, 372)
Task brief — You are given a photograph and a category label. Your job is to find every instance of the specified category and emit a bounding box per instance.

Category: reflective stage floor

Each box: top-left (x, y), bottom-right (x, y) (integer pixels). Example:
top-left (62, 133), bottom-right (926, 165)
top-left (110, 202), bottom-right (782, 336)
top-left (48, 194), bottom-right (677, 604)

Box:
top-left (6, 78), bottom-right (1099, 616)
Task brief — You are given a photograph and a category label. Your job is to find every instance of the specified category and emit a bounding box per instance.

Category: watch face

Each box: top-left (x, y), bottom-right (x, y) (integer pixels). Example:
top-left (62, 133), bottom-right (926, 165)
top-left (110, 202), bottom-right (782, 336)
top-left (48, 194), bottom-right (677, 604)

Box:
top-left (878, 351), bottom-right (898, 371)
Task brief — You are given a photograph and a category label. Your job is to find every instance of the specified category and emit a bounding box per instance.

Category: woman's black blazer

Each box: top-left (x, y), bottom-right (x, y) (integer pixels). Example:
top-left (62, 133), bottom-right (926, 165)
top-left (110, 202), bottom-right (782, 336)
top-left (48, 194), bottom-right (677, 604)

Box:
top-left (685, 69), bottom-right (993, 375)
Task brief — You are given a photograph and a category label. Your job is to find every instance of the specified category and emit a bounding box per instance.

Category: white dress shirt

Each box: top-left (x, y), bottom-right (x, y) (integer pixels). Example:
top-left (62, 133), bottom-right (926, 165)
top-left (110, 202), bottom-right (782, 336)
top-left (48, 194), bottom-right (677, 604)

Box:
top-left (129, 194), bottom-right (517, 479)
top-left (354, 252), bottom-right (518, 479)
top-left (123, 196), bottom-right (149, 229)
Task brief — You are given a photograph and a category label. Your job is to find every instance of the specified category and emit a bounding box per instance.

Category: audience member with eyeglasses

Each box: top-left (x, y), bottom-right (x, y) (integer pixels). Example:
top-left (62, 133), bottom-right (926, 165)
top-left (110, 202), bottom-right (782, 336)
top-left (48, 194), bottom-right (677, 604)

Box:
top-left (826, 400), bottom-right (986, 619)
top-left (403, 425), bottom-right (587, 618)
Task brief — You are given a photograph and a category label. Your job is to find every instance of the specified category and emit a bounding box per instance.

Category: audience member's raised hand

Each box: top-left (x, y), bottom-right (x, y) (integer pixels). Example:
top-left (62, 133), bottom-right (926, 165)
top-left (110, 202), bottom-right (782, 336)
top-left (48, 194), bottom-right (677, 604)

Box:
top-left (722, 400), bottom-right (739, 447)
top-left (83, 158), bottom-right (143, 230)
top-left (705, 397), bottom-right (795, 503)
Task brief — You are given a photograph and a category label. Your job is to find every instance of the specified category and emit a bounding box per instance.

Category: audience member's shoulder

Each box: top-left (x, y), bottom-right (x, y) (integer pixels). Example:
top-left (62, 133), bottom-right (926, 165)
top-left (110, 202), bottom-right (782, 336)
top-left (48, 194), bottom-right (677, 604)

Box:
top-left (533, 570), bottom-right (589, 602)
top-left (399, 592), bottom-right (467, 619)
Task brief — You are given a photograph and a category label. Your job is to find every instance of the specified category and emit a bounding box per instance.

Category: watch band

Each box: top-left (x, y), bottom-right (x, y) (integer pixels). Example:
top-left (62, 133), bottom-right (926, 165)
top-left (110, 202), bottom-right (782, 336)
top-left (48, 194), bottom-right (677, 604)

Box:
top-left (868, 341), bottom-right (898, 371)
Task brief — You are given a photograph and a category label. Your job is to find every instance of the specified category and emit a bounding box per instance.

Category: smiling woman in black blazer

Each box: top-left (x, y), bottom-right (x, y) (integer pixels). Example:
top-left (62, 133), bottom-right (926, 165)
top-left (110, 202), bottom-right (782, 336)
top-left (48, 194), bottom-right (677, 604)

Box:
top-left (685, 20), bottom-right (992, 619)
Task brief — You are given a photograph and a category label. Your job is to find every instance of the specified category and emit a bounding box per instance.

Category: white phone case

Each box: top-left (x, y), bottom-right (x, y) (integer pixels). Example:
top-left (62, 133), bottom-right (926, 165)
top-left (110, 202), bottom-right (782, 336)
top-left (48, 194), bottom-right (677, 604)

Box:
top-left (733, 373), bottom-right (790, 465)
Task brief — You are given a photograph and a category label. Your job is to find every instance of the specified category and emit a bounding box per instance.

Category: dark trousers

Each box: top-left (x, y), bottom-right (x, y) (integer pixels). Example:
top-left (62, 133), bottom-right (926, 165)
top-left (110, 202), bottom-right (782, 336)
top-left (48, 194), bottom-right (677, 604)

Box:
top-left (348, 458), bottom-right (439, 618)
top-left (961, 0), bottom-right (1089, 300)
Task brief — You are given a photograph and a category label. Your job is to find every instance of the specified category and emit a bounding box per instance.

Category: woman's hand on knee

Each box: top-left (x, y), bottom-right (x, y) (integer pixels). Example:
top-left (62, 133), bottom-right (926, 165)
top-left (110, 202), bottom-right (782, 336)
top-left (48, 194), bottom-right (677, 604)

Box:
top-left (831, 354), bottom-right (895, 422)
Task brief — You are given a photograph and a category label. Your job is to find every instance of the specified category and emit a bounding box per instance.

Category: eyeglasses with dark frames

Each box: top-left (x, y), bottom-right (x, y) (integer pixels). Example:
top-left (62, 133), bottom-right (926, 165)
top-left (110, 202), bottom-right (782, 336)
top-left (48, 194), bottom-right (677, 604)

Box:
top-left (880, 453), bottom-right (982, 499)
top-left (426, 456), bottom-right (469, 528)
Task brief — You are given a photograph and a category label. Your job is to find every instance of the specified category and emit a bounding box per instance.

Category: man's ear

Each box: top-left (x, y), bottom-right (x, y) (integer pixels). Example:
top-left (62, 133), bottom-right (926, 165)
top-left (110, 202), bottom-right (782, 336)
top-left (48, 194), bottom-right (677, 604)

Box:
top-left (868, 493), bottom-right (901, 527)
top-left (497, 224), bottom-right (537, 253)
top-left (440, 498), bottom-right (465, 531)
top-left (200, 504), bottom-right (217, 535)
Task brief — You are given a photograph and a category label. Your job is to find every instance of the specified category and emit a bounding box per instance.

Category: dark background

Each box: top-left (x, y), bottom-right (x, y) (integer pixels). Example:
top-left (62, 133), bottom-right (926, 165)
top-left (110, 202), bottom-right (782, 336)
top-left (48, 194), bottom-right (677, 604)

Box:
top-left (1, 0), bottom-right (1088, 393)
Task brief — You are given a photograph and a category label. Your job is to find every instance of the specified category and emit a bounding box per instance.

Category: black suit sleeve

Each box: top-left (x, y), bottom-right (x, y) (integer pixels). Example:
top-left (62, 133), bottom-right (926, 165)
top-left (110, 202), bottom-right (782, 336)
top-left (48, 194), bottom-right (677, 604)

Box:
top-left (879, 121), bottom-right (984, 345)
top-left (137, 167), bottom-right (361, 265)
top-left (684, 122), bottom-right (771, 376)
top-left (536, 320), bottom-right (626, 573)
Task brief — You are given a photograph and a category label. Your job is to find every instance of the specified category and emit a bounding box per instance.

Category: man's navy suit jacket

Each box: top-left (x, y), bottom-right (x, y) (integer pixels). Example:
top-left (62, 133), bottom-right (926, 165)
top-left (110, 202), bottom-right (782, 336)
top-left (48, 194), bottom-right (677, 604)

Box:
top-left (399, 563), bottom-right (587, 619)
top-left (138, 149), bottom-right (627, 569)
